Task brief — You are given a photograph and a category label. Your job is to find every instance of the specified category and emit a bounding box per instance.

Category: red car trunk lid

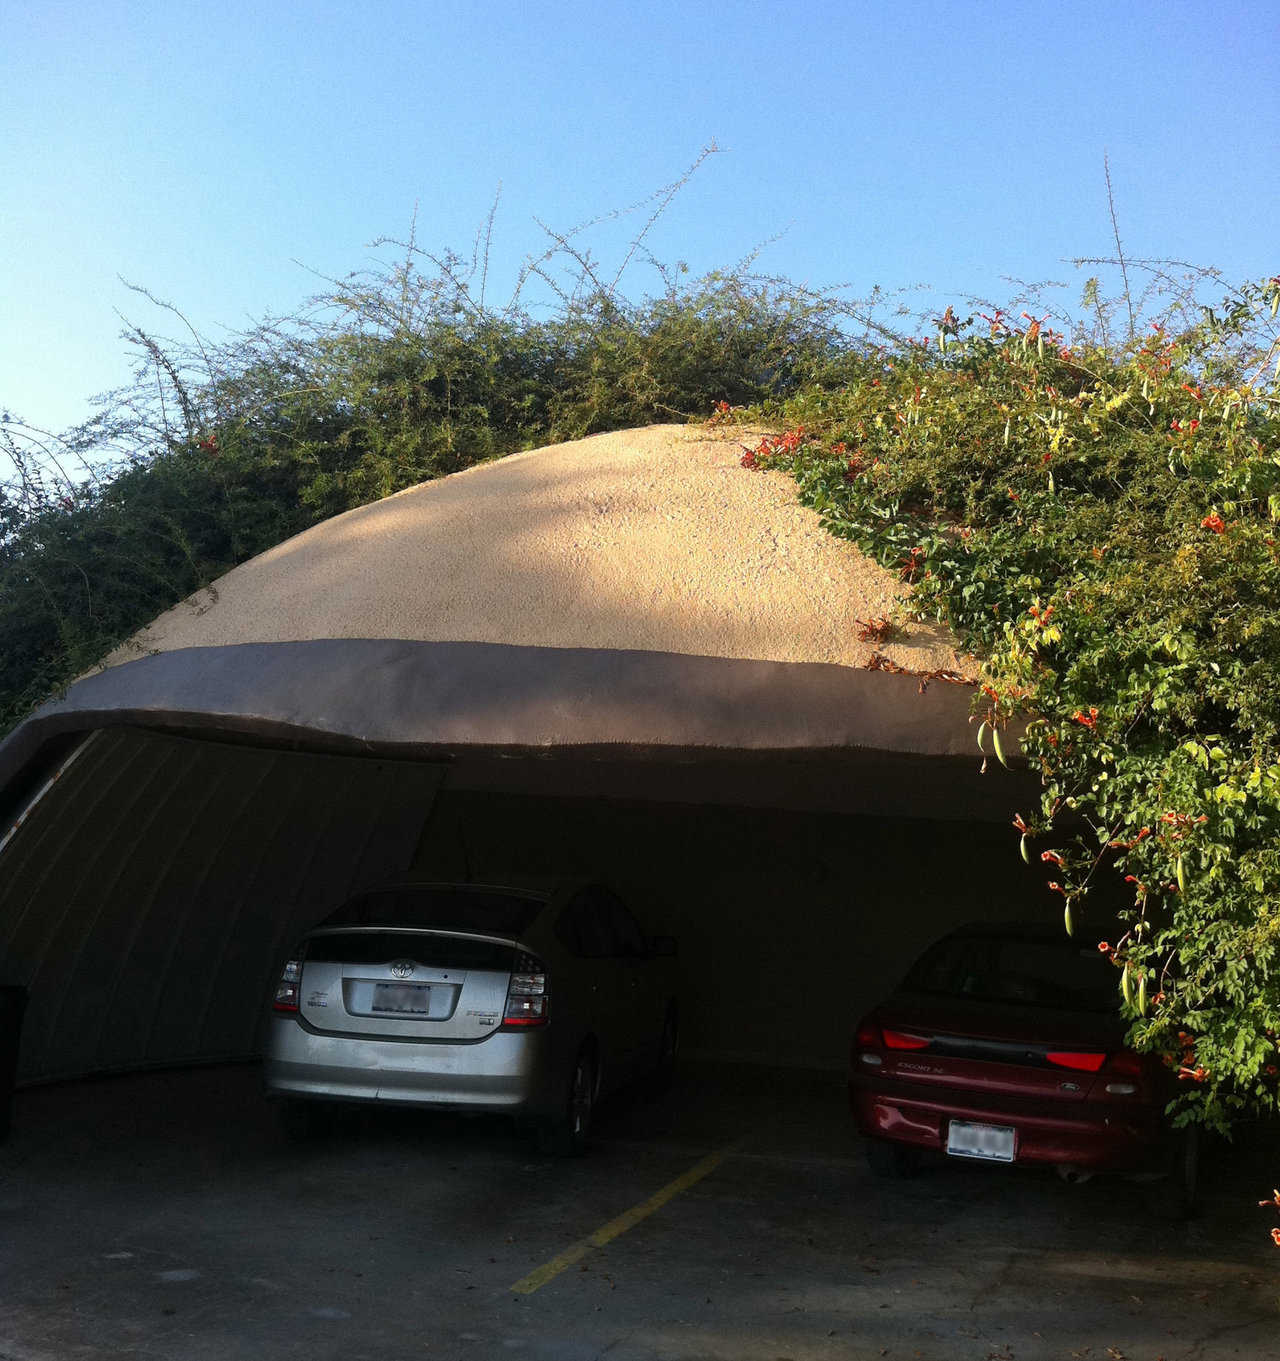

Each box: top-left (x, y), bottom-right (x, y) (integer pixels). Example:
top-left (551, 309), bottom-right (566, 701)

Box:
top-left (869, 993), bottom-right (1127, 1103)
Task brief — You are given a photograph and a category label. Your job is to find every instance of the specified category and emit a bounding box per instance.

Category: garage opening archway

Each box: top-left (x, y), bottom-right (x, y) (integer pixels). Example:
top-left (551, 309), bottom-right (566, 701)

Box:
top-left (0, 723), bottom-right (1041, 1084)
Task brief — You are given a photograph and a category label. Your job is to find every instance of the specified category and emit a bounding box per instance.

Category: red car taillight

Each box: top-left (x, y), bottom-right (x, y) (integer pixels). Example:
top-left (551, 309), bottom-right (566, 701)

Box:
top-left (882, 1028), bottom-right (931, 1051)
top-left (1096, 1048), bottom-right (1146, 1097)
top-left (853, 1015), bottom-right (888, 1068)
top-left (501, 952), bottom-right (549, 1029)
top-left (1046, 1050), bottom-right (1108, 1073)
top-left (273, 958), bottom-right (303, 1013)
top-left (852, 1017), bottom-right (933, 1063)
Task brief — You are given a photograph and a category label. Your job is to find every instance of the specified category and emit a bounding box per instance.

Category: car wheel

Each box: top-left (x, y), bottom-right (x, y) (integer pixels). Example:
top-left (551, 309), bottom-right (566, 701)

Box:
top-left (865, 1137), bottom-right (917, 1178)
top-left (648, 1007), bottom-right (679, 1096)
top-left (536, 1047), bottom-right (596, 1157)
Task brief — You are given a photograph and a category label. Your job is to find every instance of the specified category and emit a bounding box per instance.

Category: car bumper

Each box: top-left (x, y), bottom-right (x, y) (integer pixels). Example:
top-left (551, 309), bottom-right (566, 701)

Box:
top-left (264, 1016), bottom-right (563, 1118)
top-left (849, 1075), bottom-right (1165, 1172)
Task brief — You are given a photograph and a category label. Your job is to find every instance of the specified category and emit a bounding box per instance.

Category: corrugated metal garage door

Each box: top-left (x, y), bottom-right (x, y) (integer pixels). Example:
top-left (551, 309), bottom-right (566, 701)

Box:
top-left (0, 729), bottom-right (443, 1083)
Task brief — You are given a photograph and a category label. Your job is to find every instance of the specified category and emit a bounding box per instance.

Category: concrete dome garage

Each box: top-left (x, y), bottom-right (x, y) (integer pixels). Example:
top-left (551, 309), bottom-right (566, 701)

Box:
top-left (0, 425), bottom-right (1038, 1083)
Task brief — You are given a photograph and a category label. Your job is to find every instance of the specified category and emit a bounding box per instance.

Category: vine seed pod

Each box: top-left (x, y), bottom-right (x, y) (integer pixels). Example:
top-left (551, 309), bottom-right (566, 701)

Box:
top-left (1137, 971), bottom-right (1148, 1016)
top-left (1176, 855), bottom-right (1186, 893)
top-left (1121, 963), bottom-right (1133, 1007)
top-left (1020, 833), bottom-right (1030, 864)
top-left (977, 720), bottom-right (989, 752)
top-left (1064, 902), bottom-right (1074, 937)
top-left (993, 727), bottom-right (1009, 768)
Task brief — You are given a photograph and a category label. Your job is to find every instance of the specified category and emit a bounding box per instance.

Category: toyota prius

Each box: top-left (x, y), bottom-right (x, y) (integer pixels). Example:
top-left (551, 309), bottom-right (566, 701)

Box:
top-left (265, 880), bottom-right (678, 1153)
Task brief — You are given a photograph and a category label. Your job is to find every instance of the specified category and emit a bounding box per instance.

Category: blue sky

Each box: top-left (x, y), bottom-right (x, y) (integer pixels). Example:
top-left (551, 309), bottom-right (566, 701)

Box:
top-left (4, 0), bottom-right (1278, 442)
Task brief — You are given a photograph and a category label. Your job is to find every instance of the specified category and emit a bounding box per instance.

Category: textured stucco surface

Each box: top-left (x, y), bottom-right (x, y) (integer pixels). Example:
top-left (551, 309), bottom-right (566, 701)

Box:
top-left (104, 424), bottom-right (970, 675)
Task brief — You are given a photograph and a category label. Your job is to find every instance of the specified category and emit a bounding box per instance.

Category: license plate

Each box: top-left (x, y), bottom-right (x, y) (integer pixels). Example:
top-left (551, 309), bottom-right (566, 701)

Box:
top-left (372, 982), bottom-right (432, 1015)
top-left (946, 1120), bottom-right (1015, 1162)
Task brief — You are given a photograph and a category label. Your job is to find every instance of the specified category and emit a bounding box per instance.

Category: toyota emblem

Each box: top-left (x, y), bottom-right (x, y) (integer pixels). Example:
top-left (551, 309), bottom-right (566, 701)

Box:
top-left (389, 960), bottom-right (415, 979)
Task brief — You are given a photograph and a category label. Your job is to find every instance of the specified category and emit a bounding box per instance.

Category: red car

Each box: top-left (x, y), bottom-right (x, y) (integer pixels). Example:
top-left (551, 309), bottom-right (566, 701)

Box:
top-left (850, 922), bottom-right (1197, 1210)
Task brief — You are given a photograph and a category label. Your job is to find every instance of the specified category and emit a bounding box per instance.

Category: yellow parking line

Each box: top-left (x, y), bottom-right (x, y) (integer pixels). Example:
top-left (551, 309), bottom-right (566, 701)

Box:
top-left (509, 1143), bottom-right (737, 1295)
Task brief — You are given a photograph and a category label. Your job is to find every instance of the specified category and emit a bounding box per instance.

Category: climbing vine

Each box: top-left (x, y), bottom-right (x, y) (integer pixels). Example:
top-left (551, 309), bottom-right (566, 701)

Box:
top-left (737, 277), bottom-right (1280, 1135)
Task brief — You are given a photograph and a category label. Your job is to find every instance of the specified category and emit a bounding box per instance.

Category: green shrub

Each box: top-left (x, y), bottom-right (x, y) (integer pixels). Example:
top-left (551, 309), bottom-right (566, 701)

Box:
top-left (0, 188), bottom-right (849, 734)
top-left (740, 275), bottom-right (1280, 1128)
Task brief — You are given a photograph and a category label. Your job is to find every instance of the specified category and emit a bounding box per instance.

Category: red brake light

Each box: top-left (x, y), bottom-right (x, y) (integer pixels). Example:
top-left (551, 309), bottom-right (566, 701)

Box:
top-left (273, 958), bottom-right (303, 1013)
top-left (882, 1028), bottom-right (930, 1051)
top-left (855, 1016), bottom-right (882, 1049)
top-left (1046, 1050), bottom-right (1107, 1072)
top-left (1097, 1049), bottom-right (1147, 1095)
top-left (1105, 1049), bottom-right (1144, 1077)
top-left (501, 952), bottom-right (549, 1029)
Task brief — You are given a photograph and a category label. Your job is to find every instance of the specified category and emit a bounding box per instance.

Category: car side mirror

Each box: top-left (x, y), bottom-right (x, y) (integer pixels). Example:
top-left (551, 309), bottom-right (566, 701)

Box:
top-left (649, 935), bottom-right (678, 958)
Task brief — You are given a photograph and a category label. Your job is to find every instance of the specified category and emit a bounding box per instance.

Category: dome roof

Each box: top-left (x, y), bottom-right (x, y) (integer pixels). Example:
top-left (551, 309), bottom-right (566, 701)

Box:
top-left (2, 425), bottom-right (982, 787)
top-left (103, 424), bottom-right (963, 673)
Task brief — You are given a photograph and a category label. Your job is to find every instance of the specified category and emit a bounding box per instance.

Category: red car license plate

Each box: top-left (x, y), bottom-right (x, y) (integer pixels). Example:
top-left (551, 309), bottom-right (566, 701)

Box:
top-left (946, 1120), bottom-right (1015, 1162)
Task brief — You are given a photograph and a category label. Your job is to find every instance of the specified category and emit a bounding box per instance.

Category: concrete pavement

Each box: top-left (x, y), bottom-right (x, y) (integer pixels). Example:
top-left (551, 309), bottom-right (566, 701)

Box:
top-left (1, 1063), bottom-right (1276, 1360)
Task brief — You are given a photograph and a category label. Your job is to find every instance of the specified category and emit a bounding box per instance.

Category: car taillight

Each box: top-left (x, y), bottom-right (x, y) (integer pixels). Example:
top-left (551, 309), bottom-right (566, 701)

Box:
top-left (273, 958), bottom-right (303, 1013)
top-left (502, 952), bottom-right (549, 1029)
top-left (1046, 1050), bottom-right (1108, 1072)
top-left (1100, 1048), bottom-right (1145, 1095)
top-left (853, 1015), bottom-right (884, 1067)
top-left (882, 1028), bottom-right (931, 1051)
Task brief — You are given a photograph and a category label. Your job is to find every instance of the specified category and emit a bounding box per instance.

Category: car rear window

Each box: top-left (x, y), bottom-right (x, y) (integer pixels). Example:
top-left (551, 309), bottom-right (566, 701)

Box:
top-left (305, 930), bottom-right (517, 969)
top-left (320, 887), bottom-right (546, 938)
top-left (904, 934), bottom-right (1116, 1012)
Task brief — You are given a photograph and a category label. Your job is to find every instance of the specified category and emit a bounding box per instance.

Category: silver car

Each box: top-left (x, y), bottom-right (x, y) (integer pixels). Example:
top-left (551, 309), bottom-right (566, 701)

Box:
top-left (264, 880), bottom-right (678, 1153)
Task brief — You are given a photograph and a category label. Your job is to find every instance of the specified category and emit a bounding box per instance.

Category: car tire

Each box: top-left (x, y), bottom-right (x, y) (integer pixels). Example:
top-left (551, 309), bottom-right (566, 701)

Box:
top-left (648, 1007), bottom-right (679, 1097)
top-left (536, 1046), bottom-right (596, 1157)
top-left (865, 1138), bottom-right (917, 1178)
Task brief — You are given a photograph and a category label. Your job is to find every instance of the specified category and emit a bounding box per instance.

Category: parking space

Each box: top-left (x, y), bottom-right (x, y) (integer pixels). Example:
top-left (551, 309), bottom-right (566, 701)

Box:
top-left (2, 1062), bottom-right (1276, 1361)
